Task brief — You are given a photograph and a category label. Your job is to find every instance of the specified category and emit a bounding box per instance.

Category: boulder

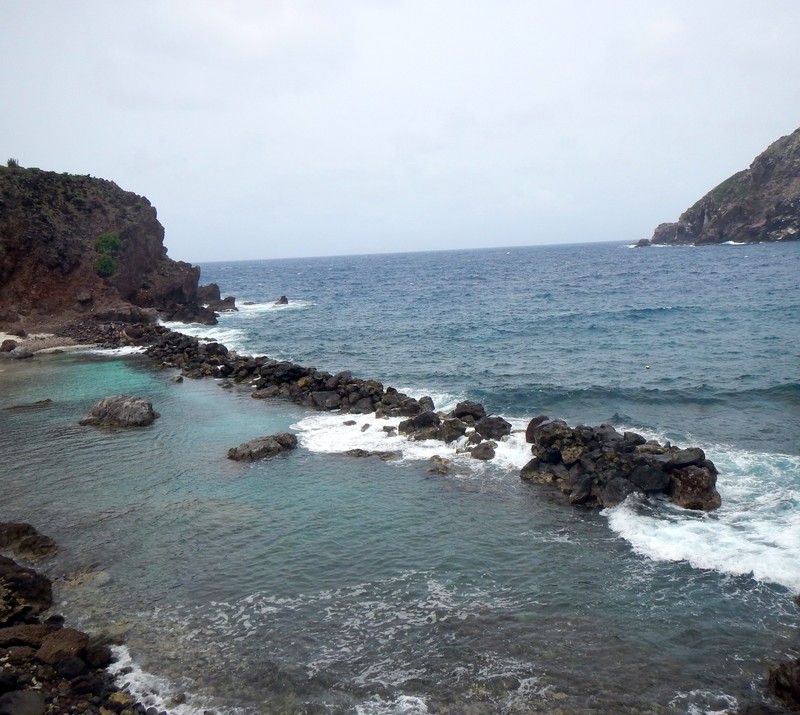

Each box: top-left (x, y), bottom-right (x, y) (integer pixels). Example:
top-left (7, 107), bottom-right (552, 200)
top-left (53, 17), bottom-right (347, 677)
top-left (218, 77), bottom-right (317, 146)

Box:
top-left (451, 401), bottom-right (486, 421)
top-left (418, 396), bottom-right (436, 412)
top-left (0, 340), bottom-right (18, 352)
top-left (669, 465), bottom-right (722, 511)
top-left (197, 282), bottom-right (221, 303)
top-left (274, 295), bottom-right (289, 305)
top-left (207, 296), bottom-right (237, 312)
top-left (9, 347), bottom-right (33, 359)
top-left (0, 556), bottom-right (53, 626)
top-left (35, 627), bottom-right (88, 664)
top-left (79, 395), bottom-right (159, 427)
top-left (470, 442), bottom-right (496, 460)
top-left (769, 657), bottom-right (800, 710)
top-left (0, 690), bottom-right (46, 715)
top-left (475, 415), bottom-right (512, 440)
top-left (437, 418), bottom-right (467, 443)
top-left (227, 433), bottom-right (298, 462)
top-left (0, 523), bottom-right (57, 561)
top-left (598, 477), bottom-right (639, 508)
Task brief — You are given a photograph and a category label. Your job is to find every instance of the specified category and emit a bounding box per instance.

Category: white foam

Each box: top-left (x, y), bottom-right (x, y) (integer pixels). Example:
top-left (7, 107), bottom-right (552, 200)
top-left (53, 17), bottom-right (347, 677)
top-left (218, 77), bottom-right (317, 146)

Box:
top-left (355, 694), bottom-right (429, 715)
top-left (108, 645), bottom-right (237, 715)
top-left (88, 345), bottom-right (146, 356)
top-left (160, 321), bottom-right (250, 353)
top-left (606, 445), bottom-right (800, 592)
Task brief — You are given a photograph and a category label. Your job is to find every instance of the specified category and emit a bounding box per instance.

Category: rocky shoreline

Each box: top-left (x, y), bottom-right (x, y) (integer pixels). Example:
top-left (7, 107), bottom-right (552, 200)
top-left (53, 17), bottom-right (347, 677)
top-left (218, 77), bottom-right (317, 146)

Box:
top-left (0, 524), bottom-right (159, 715)
top-left (3, 319), bottom-right (800, 712)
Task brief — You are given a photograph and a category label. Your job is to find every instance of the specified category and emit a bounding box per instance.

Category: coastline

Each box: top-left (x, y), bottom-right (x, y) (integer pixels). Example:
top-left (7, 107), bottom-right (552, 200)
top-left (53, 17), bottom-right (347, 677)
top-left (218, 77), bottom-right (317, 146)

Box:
top-left (2, 319), bottom-right (799, 714)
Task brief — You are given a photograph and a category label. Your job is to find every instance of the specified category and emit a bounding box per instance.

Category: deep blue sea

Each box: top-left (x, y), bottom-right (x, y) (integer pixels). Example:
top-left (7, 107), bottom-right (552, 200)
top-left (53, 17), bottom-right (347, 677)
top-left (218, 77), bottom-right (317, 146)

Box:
top-left (1, 240), bottom-right (799, 714)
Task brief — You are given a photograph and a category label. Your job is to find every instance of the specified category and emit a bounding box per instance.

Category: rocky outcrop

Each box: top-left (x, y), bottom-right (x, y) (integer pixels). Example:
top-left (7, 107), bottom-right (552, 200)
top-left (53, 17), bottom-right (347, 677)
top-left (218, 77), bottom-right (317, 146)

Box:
top-left (642, 126), bottom-right (800, 246)
top-left (78, 396), bottom-right (160, 428)
top-left (521, 417), bottom-right (721, 510)
top-left (0, 164), bottom-right (217, 329)
top-left (0, 523), bottom-right (144, 715)
top-left (0, 524), bottom-right (57, 562)
top-left (770, 657), bottom-right (800, 711)
top-left (227, 432), bottom-right (298, 461)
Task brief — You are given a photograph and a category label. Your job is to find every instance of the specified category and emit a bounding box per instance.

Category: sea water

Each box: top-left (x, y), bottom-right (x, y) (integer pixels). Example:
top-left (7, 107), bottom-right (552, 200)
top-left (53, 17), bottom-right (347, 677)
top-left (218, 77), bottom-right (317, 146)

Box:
top-left (1, 240), bottom-right (799, 714)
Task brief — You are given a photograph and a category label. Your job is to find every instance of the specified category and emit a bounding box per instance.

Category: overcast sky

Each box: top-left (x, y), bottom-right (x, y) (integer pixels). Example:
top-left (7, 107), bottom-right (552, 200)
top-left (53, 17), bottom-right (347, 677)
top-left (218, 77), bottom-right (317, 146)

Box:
top-left (2, 1), bottom-right (799, 262)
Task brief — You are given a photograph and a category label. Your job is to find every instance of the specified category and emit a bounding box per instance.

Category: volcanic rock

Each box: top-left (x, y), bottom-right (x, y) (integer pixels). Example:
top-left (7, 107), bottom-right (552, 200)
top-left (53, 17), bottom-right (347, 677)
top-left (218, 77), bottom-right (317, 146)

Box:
top-left (227, 433), bottom-right (298, 461)
top-left (78, 395), bottom-right (159, 427)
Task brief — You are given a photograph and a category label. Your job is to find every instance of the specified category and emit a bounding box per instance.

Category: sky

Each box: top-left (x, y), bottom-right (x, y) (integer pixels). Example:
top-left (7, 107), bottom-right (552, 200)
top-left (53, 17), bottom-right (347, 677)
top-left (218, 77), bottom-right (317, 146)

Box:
top-left (2, 1), bottom-right (800, 263)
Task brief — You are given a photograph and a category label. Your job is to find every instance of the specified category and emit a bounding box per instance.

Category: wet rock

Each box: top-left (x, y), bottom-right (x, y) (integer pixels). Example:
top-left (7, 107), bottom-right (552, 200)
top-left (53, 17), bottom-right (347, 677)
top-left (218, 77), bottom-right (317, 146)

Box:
top-left (35, 628), bottom-right (88, 664)
top-left (470, 442), bottom-right (496, 460)
top-left (427, 456), bottom-right (451, 474)
top-left (9, 347), bottom-right (33, 359)
top-left (274, 295), bottom-right (289, 305)
top-left (0, 690), bottom-right (46, 715)
top-left (599, 477), bottom-right (639, 507)
top-left (418, 395), bottom-right (436, 412)
top-left (669, 465), bottom-right (722, 511)
top-left (0, 340), bottom-right (18, 352)
top-left (451, 401), bottom-right (486, 421)
top-left (0, 523), bottom-right (57, 561)
top-left (769, 657), bottom-right (800, 710)
top-left (227, 433), bottom-right (298, 462)
top-left (437, 418), bottom-right (467, 443)
top-left (0, 555), bottom-right (53, 626)
top-left (79, 396), bottom-right (159, 427)
top-left (629, 464), bottom-right (671, 492)
top-left (475, 415), bottom-right (512, 440)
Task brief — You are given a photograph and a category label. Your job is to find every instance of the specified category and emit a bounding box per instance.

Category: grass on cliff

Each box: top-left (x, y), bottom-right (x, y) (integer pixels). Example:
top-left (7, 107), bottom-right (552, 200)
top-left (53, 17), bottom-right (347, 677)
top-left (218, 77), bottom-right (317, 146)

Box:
top-left (94, 231), bottom-right (122, 277)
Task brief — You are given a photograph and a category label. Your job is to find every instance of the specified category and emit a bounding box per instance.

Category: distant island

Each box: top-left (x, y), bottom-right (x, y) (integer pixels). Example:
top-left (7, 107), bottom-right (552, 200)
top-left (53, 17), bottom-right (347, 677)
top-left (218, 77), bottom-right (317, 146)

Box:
top-left (0, 162), bottom-right (217, 332)
top-left (638, 125), bottom-right (800, 246)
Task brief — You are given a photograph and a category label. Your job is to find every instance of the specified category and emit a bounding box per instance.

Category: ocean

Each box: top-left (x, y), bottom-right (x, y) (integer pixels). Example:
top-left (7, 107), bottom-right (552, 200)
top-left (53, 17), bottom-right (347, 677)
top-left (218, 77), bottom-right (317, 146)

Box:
top-left (1, 240), bottom-right (798, 714)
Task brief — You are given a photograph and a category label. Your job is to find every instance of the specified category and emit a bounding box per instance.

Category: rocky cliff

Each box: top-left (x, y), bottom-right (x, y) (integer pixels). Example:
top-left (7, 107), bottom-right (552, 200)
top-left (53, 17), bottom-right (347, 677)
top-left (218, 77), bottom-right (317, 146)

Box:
top-left (0, 164), bottom-right (215, 330)
top-left (642, 126), bottom-right (800, 246)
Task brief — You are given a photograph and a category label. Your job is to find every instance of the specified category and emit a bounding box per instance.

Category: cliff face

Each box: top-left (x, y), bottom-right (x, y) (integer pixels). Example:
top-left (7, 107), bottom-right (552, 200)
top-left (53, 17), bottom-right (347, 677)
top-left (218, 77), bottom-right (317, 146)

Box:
top-left (646, 126), bottom-right (800, 246)
top-left (0, 166), bottom-right (215, 329)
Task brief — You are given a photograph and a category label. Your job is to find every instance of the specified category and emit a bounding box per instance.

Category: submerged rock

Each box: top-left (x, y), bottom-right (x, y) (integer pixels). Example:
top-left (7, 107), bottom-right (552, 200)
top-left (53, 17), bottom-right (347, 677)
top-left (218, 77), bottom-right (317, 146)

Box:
top-left (0, 523), bottom-right (57, 562)
top-left (78, 395), bottom-right (159, 427)
top-left (227, 432), bottom-right (298, 462)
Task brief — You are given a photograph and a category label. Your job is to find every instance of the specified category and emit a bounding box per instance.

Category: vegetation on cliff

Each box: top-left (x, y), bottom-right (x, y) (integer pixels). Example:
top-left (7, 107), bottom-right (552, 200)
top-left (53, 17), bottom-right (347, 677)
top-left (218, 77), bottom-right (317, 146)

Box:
top-left (0, 164), bottom-right (215, 329)
top-left (642, 126), bottom-right (800, 246)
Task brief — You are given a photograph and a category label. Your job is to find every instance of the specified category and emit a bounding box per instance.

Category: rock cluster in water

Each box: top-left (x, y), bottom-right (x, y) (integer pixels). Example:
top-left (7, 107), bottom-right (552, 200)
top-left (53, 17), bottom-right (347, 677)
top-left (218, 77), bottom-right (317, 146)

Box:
top-left (138, 328), bottom-right (722, 512)
top-left (79, 396), bottom-right (160, 428)
top-left (521, 417), bottom-right (721, 510)
top-left (0, 523), bottom-right (148, 715)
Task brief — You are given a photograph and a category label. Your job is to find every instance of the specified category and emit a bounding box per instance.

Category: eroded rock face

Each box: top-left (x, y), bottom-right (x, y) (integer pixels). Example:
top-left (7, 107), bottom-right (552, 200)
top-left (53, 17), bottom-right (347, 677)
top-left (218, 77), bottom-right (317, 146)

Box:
top-left (78, 396), bottom-right (159, 427)
top-left (227, 433), bottom-right (298, 461)
top-left (770, 657), bottom-right (800, 711)
top-left (0, 166), bottom-right (215, 328)
top-left (0, 524), bottom-right (57, 562)
top-left (0, 556), bottom-right (53, 626)
top-left (645, 125), bottom-right (800, 246)
top-left (521, 417), bottom-right (721, 511)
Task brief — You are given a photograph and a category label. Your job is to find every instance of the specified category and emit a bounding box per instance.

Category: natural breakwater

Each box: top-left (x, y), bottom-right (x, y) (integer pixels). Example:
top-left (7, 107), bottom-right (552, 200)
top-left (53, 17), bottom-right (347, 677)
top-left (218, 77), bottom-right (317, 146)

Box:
top-left (1, 240), bottom-right (800, 714)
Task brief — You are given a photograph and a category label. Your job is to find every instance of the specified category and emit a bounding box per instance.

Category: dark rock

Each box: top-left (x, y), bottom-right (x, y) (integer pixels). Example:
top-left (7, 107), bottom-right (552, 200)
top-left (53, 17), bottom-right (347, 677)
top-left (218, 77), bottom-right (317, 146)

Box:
top-left (669, 447), bottom-right (706, 468)
top-left (427, 456), bottom-right (451, 474)
top-left (475, 415), bottom-right (512, 440)
top-left (207, 296), bottom-right (237, 312)
top-left (599, 477), bottom-right (639, 507)
top-left (0, 672), bottom-right (14, 695)
top-left (79, 395), bottom-right (159, 427)
top-left (524, 415), bottom-right (550, 443)
top-left (85, 642), bottom-right (113, 668)
top-left (344, 449), bottom-right (401, 461)
top-left (669, 465), bottom-right (722, 511)
top-left (418, 396), bottom-right (436, 412)
top-left (55, 655), bottom-right (87, 679)
top-left (227, 433), bottom-right (298, 462)
top-left (470, 442), bottom-right (496, 460)
top-left (0, 690), bottom-right (46, 715)
top-left (629, 464), bottom-right (671, 492)
top-left (568, 476), bottom-right (595, 505)
top-left (35, 627), bottom-right (88, 664)
top-left (0, 556), bottom-right (52, 626)
top-left (0, 523), bottom-right (57, 561)
top-left (769, 657), bottom-right (800, 710)
top-left (0, 624), bottom-right (50, 648)
top-left (197, 283), bottom-right (221, 303)
top-left (0, 340), bottom-right (17, 352)
top-left (437, 418), bottom-right (467, 443)
top-left (451, 401), bottom-right (486, 421)
top-left (310, 391), bottom-right (342, 410)
top-left (274, 295), bottom-right (289, 305)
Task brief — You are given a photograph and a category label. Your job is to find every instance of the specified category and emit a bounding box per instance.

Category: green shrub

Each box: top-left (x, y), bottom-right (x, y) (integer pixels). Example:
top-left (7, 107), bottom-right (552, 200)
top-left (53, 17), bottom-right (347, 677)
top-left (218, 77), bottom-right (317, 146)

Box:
top-left (94, 254), bottom-right (116, 277)
top-left (95, 231), bottom-right (122, 253)
top-left (6, 158), bottom-right (20, 168)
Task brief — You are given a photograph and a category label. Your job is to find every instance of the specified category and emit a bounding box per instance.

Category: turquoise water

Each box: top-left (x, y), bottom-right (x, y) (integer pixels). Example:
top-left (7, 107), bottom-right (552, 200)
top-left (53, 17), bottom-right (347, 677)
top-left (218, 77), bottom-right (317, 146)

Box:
top-left (1, 240), bottom-right (799, 714)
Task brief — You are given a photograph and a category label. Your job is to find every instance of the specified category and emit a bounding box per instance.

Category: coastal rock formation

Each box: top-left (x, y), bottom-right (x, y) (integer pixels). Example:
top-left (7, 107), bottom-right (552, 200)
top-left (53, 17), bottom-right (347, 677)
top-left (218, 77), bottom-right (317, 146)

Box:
top-left (0, 523), bottom-right (57, 562)
top-left (0, 524), bottom-right (141, 715)
top-left (770, 657), bottom-right (800, 710)
top-left (641, 126), bottom-right (800, 246)
top-left (227, 432), bottom-right (298, 461)
top-left (521, 418), bottom-right (721, 510)
top-left (78, 395), bottom-right (160, 428)
top-left (0, 164), bottom-right (217, 330)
